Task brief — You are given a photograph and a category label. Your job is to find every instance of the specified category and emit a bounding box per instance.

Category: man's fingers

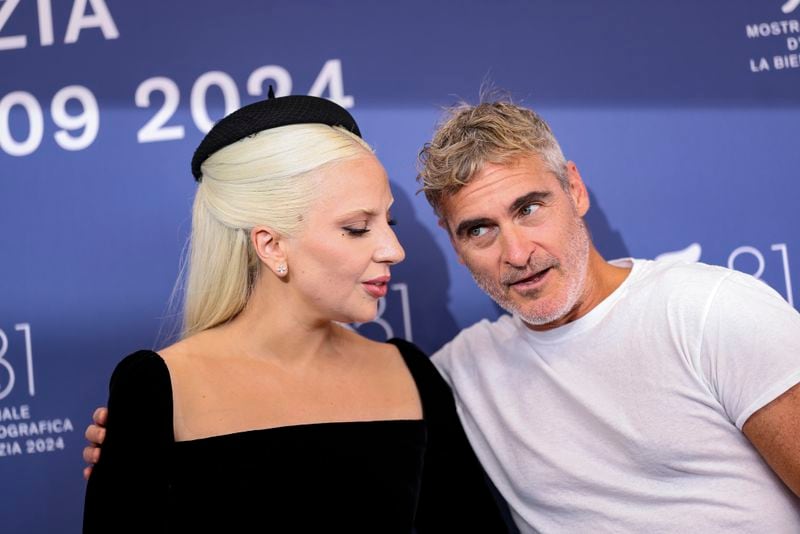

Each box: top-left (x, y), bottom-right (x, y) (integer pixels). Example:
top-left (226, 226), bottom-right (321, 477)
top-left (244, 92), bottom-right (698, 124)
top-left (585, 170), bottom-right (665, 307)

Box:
top-left (84, 424), bottom-right (106, 445)
top-left (92, 407), bottom-right (108, 425)
top-left (82, 445), bottom-right (100, 464)
top-left (82, 410), bottom-right (106, 480)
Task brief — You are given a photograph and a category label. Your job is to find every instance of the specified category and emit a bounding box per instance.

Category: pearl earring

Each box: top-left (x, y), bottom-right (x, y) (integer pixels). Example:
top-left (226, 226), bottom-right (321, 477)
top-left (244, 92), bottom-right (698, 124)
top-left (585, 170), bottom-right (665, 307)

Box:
top-left (276, 263), bottom-right (288, 275)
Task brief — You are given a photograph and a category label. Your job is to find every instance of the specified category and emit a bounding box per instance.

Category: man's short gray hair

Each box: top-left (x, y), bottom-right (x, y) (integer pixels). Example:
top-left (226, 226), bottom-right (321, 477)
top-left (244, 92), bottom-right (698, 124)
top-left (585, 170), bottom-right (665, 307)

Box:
top-left (417, 100), bottom-right (568, 217)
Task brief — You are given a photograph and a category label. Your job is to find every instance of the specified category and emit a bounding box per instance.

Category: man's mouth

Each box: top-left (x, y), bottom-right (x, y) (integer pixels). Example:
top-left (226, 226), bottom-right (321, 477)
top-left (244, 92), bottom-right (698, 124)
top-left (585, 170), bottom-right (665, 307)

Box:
top-left (506, 267), bottom-right (553, 289)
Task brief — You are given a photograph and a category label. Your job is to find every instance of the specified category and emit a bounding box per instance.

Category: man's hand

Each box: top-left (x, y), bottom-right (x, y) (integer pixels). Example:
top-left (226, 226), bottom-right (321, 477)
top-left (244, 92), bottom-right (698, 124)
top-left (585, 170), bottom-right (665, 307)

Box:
top-left (82, 407), bottom-right (108, 480)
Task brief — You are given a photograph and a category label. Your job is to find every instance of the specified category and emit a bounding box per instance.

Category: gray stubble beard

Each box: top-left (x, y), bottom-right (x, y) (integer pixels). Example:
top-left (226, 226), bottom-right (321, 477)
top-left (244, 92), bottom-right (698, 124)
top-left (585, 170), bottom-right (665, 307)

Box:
top-left (469, 217), bottom-right (591, 327)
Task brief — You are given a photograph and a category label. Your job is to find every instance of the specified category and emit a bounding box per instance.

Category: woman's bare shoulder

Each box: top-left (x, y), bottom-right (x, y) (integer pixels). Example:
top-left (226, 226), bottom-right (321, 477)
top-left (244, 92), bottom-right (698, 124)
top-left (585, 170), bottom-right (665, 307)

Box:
top-left (156, 329), bottom-right (219, 368)
top-left (335, 325), bottom-right (398, 357)
top-left (333, 328), bottom-right (410, 381)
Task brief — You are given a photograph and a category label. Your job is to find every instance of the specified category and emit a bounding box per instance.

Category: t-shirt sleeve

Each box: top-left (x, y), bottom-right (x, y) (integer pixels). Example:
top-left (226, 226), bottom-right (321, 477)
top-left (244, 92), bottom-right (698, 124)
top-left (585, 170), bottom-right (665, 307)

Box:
top-left (83, 351), bottom-right (175, 533)
top-left (700, 271), bottom-right (800, 429)
top-left (389, 339), bottom-right (513, 533)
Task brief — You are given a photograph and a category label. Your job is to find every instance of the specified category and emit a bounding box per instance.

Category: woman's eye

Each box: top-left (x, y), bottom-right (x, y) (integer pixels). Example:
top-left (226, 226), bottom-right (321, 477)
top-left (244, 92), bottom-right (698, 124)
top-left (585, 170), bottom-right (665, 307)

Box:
top-left (343, 226), bottom-right (370, 236)
top-left (342, 225), bottom-right (369, 236)
top-left (469, 226), bottom-right (488, 238)
top-left (521, 203), bottom-right (540, 216)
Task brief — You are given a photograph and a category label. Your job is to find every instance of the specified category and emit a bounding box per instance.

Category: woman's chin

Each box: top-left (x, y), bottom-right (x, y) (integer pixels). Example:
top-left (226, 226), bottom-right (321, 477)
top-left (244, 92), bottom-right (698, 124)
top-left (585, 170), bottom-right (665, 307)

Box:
top-left (333, 306), bottom-right (380, 327)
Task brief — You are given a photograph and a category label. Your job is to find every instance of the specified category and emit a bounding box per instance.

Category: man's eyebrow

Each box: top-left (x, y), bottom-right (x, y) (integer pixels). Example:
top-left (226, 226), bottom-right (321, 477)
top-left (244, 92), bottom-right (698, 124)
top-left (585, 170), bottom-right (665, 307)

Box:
top-left (453, 191), bottom-right (553, 237)
top-left (509, 191), bottom-right (551, 214)
top-left (454, 217), bottom-right (494, 238)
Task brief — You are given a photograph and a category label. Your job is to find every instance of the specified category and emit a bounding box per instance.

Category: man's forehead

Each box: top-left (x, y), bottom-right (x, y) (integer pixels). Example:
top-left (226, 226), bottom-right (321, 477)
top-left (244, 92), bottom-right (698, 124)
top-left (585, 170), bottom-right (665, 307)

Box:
top-left (468, 155), bottom-right (553, 190)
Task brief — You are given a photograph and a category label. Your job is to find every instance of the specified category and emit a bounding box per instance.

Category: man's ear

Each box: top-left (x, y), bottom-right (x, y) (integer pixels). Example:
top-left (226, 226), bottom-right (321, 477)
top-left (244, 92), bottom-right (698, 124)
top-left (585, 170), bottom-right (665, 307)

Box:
top-left (438, 217), bottom-right (466, 265)
top-left (251, 226), bottom-right (289, 277)
top-left (566, 161), bottom-right (590, 217)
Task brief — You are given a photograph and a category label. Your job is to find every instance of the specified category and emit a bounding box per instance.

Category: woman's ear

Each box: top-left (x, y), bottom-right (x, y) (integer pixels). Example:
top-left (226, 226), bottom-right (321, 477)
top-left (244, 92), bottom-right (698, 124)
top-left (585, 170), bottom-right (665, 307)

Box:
top-left (251, 226), bottom-right (289, 277)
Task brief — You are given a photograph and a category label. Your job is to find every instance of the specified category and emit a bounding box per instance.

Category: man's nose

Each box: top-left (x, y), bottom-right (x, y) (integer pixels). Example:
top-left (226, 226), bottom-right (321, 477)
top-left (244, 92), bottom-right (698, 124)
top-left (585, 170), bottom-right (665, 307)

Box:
top-left (500, 225), bottom-right (534, 268)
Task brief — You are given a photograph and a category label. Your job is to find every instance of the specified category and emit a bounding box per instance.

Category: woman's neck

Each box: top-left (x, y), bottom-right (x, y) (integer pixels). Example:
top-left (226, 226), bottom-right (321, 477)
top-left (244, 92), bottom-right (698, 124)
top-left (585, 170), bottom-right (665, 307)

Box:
top-left (214, 278), bottom-right (344, 369)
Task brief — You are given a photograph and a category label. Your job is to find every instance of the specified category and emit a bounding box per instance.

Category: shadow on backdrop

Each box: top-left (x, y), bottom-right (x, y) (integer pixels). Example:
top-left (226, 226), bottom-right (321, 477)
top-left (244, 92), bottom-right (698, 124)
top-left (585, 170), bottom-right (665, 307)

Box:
top-left (352, 183), bottom-right (459, 355)
top-left (585, 188), bottom-right (630, 261)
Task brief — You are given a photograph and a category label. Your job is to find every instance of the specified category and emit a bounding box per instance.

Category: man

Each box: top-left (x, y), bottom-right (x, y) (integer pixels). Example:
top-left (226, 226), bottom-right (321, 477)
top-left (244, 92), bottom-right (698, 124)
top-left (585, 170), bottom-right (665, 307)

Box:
top-left (417, 100), bottom-right (800, 532)
top-left (85, 100), bottom-right (800, 532)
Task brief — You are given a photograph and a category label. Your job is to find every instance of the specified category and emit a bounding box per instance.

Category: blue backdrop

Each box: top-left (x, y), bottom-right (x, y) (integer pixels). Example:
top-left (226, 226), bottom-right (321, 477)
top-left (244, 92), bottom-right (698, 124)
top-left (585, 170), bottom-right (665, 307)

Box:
top-left (2, 1), bottom-right (799, 531)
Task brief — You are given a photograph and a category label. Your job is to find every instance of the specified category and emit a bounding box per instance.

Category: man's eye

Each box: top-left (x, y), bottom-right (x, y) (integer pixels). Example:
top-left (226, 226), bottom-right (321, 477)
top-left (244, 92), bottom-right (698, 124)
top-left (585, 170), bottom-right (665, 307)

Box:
top-left (521, 203), bottom-right (540, 216)
top-left (469, 226), bottom-right (488, 238)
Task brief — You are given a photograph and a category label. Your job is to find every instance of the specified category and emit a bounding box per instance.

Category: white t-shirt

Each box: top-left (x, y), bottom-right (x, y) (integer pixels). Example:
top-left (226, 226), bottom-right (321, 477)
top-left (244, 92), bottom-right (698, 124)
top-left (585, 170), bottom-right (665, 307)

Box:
top-left (433, 259), bottom-right (800, 533)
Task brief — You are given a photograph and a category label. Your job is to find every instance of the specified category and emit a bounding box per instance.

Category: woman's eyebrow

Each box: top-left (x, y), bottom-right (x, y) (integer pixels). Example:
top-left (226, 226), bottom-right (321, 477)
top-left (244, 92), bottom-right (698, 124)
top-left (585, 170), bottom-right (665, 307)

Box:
top-left (338, 208), bottom-right (379, 220)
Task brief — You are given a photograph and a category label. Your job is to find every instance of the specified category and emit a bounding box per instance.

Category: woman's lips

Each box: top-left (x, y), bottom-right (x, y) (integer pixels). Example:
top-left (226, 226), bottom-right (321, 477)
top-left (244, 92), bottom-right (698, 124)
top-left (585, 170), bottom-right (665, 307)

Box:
top-left (362, 275), bottom-right (390, 299)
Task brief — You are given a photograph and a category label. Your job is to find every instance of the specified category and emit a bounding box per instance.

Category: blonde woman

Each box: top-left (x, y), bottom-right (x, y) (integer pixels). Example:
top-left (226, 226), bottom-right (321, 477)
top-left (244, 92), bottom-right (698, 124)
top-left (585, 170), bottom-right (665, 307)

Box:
top-left (82, 94), bottom-right (508, 533)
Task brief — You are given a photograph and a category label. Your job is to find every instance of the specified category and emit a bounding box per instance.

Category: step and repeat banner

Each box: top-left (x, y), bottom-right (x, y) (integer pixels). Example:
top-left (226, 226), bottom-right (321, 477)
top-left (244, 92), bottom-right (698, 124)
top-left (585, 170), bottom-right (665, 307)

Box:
top-left (2, 1), bottom-right (799, 531)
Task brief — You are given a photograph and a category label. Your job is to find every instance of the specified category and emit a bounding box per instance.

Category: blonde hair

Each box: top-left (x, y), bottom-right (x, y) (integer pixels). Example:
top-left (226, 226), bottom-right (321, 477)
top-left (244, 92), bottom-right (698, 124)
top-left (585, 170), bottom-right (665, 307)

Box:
top-left (417, 100), bottom-right (567, 217)
top-left (181, 123), bottom-right (372, 338)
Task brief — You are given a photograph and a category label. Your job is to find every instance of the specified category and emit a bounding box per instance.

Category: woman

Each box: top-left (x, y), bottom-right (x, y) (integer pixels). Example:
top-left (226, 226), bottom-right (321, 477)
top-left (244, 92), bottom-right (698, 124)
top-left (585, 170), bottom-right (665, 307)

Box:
top-left (82, 93), bottom-right (508, 533)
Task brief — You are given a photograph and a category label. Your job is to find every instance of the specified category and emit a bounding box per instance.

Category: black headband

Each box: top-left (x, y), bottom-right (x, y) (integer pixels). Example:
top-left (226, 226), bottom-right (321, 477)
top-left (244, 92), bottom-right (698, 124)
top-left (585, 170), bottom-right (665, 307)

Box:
top-left (191, 89), bottom-right (361, 180)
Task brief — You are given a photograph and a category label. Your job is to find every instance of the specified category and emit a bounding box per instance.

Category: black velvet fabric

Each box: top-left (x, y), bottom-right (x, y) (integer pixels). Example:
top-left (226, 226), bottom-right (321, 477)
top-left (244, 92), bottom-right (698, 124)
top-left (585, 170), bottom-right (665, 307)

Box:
top-left (83, 339), bottom-right (509, 533)
top-left (190, 95), bottom-right (361, 180)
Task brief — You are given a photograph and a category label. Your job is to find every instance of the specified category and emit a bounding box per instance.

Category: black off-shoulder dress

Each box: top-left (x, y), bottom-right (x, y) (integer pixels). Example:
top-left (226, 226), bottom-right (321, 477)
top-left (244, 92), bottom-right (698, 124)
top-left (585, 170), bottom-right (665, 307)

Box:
top-left (83, 338), bottom-right (509, 533)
